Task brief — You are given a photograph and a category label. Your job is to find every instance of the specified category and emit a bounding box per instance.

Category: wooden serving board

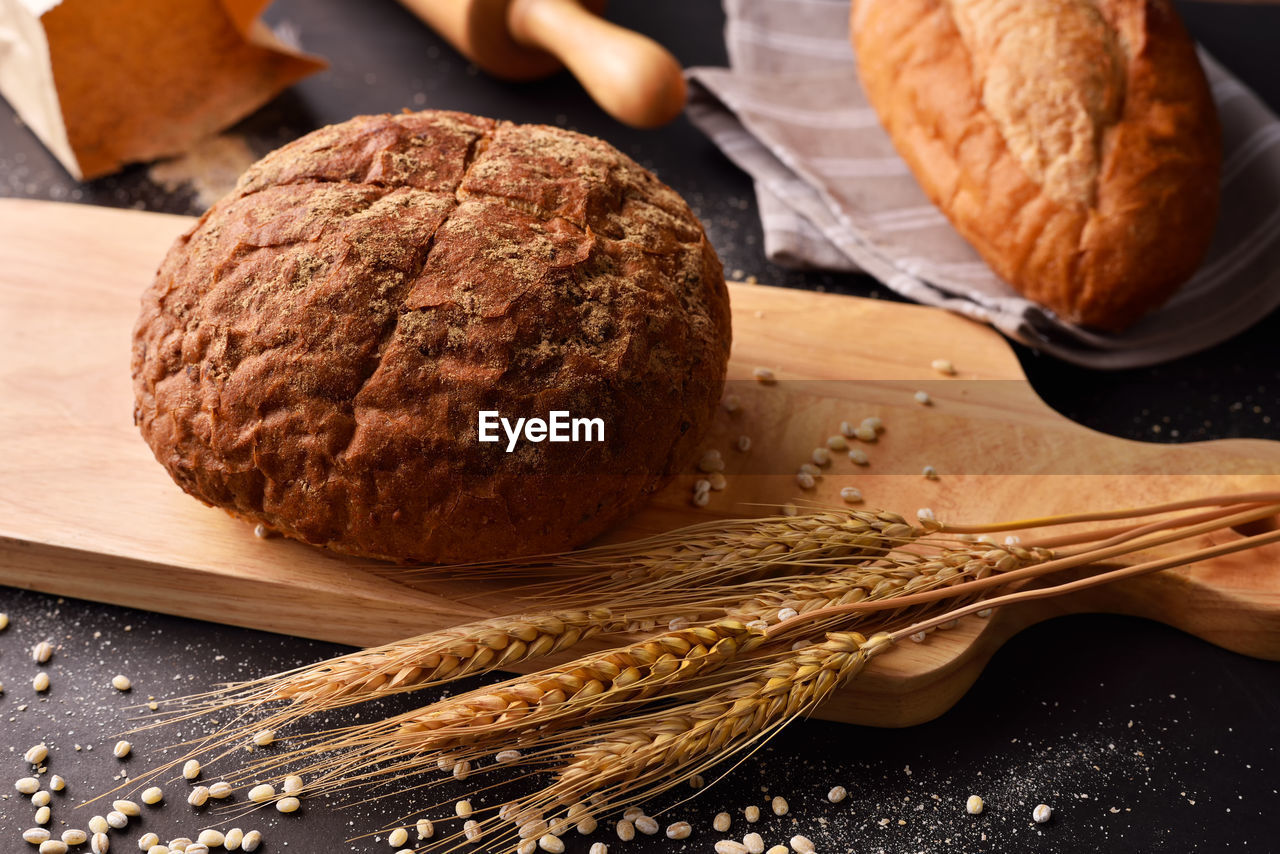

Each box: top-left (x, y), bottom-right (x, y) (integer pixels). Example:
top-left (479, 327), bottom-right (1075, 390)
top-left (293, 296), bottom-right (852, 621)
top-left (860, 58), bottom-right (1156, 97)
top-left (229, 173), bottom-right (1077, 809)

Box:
top-left (2, 198), bottom-right (1278, 726)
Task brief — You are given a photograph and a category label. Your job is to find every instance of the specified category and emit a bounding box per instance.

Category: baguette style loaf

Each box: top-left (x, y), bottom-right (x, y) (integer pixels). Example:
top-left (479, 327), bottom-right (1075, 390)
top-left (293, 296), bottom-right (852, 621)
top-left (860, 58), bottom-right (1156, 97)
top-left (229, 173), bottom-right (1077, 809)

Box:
top-left (852, 0), bottom-right (1221, 331)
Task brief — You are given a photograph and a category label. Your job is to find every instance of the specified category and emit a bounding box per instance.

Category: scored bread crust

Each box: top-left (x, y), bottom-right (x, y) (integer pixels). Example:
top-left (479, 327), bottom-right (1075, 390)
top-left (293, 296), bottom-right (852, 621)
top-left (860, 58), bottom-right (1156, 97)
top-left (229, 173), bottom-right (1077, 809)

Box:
top-left (852, 0), bottom-right (1220, 331)
top-left (131, 110), bottom-right (730, 563)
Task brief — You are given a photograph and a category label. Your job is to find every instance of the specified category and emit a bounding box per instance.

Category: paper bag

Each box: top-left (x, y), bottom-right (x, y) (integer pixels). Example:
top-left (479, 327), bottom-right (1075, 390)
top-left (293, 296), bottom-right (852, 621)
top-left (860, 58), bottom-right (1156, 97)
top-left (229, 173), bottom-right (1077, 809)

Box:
top-left (0, 0), bottom-right (325, 179)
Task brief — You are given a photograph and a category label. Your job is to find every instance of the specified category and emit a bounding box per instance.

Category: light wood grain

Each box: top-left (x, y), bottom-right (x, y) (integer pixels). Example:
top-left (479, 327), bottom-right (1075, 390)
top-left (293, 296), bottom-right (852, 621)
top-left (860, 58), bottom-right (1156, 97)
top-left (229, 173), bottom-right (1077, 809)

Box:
top-left (1, 198), bottom-right (1277, 726)
top-left (393, 0), bottom-right (686, 127)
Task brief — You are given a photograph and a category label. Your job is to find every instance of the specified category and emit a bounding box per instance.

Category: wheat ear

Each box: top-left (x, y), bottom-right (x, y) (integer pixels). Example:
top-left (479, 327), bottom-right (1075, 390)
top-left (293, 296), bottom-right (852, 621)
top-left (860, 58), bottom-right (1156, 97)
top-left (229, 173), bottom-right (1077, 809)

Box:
top-left (216, 620), bottom-right (767, 799)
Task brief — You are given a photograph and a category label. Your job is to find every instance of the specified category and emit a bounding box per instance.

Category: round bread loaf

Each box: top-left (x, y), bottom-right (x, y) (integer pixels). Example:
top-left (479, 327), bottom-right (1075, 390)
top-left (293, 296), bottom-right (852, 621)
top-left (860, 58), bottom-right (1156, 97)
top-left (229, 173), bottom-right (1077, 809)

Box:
top-left (132, 110), bottom-right (730, 563)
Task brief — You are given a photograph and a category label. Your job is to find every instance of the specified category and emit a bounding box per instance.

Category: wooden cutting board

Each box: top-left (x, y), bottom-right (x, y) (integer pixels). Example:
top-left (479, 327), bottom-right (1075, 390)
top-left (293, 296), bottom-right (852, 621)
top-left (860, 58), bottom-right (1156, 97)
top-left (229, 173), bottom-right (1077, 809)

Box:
top-left (2, 198), bottom-right (1278, 726)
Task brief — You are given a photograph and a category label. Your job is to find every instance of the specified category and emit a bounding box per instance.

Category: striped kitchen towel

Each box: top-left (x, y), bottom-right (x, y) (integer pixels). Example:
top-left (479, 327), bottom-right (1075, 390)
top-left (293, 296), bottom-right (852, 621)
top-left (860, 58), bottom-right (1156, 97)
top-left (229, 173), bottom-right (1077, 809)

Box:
top-left (686, 0), bottom-right (1280, 368)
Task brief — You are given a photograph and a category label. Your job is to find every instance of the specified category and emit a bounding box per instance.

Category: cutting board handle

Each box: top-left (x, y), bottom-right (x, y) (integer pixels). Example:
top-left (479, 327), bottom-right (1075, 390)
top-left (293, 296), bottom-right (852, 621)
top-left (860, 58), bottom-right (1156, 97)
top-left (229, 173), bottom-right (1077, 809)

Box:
top-left (506, 0), bottom-right (687, 128)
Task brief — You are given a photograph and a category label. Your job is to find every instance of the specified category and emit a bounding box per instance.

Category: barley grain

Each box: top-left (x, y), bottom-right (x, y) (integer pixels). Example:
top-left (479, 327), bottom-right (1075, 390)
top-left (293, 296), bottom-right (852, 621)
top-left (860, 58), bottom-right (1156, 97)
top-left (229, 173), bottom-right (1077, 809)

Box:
top-left (615, 820), bottom-right (635, 841)
top-left (16, 777), bottom-right (40, 795)
top-left (634, 815), bottom-right (659, 835)
top-left (767, 847), bottom-right (789, 854)
top-left (518, 841), bottom-right (537, 854)
top-left (105, 811), bottom-right (127, 830)
top-left (196, 831), bottom-right (223, 848)
top-left (931, 358), bottom-right (956, 375)
top-left (789, 835), bottom-right (815, 853)
top-left (495, 749), bottom-right (521, 763)
top-left (519, 820), bottom-right (548, 839)
top-left (414, 819), bottom-right (434, 840)
top-left (33, 673), bottom-right (50, 692)
top-left (111, 675), bottom-right (132, 692)
top-left (666, 821), bottom-right (691, 839)
top-left (589, 844), bottom-right (608, 854)
top-left (23, 828), bottom-right (51, 844)
top-left (744, 805), bottom-right (760, 823)
top-left (276, 796), bottom-right (300, 813)
top-left (743, 832), bottom-right (765, 854)
top-left (722, 395), bottom-right (742, 414)
top-left (0, 613), bottom-right (7, 630)
top-left (88, 817), bottom-right (109, 834)
top-left (853, 424), bottom-right (877, 442)
top-left (713, 812), bottom-right (731, 832)
top-left (252, 730), bottom-right (275, 746)
top-left (32, 641), bottom-right (53, 663)
top-left (241, 831), bottom-right (262, 852)
top-left (48, 776), bottom-right (64, 792)
top-left (453, 759), bottom-right (472, 779)
top-left (112, 800), bottom-right (140, 817)
top-left (577, 817), bottom-right (598, 834)
top-left (795, 471), bottom-right (816, 490)
top-left (840, 487), bottom-right (863, 504)
top-left (91, 833), bottom-right (109, 853)
top-left (138, 834), bottom-right (160, 850)
top-left (224, 828), bottom-right (244, 850)
top-left (39, 842), bottom-right (67, 854)
top-left (387, 828), bottom-right (408, 847)
top-left (709, 472), bottom-right (727, 491)
top-left (282, 774), bottom-right (303, 794)
top-left (966, 795), bottom-right (984, 814)
top-left (248, 784), bottom-right (274, 803)
top-left (208, 781), bottom-right (233, 799)
top-left (538, 835), bottom-right (565, 853)
top-left (25, 744), bottom-right (49, 764)
top-left (826, 435), bottom-right (848, 451)
top-left (1033, 803), bottom-right (1052, 823)
top-left (736, 435), bottom-right (752, 452)
top-left (35, 806), bottom-right (51, 825)
top-left (923, 465), bottom-right (938, 479)
top-left (753, 367), bottom-right (776, 384)
top-left (112, 741), bottom-right (131, 759)
top-left (715, 843), bottom-right (749, 854)
top-left (772, 796), bottom-right (789, 816)
top-left (811, 448), bottom-right (832, 467)
top-left (828, 785), bottom-right (847, 803)
top-left (847, 448), bottom-right (868, 465)
top-left (33, 790), bottom-right (51, 807)
top-left (182, 760), bottom-right (201, 780)
top-left (185, 846), bottom-right (209, 854)
top-left (187, 786), bottom-right (210, 807)
top-left (463, 820), bottom-right (481, 842)
top-left (456, 799), bottom-right (473, 818)
top-left (914, 390), bottom-right (932, 405)
top-left (140, 786), bottom-right (162, 806)
top-left (699, 450), bottom-right (725, 473)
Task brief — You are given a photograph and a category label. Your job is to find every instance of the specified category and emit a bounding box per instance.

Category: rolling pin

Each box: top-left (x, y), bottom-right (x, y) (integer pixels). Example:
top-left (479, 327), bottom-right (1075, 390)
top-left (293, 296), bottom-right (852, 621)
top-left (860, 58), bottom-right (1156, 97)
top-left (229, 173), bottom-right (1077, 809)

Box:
top-left (395, 0), bottom-right (687, 128)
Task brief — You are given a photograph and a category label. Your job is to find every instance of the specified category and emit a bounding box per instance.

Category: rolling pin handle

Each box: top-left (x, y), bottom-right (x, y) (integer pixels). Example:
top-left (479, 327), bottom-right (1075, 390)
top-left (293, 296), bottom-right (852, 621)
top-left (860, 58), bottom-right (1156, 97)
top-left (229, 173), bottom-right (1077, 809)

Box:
top-left (506, 0), bottom-right (687, 128)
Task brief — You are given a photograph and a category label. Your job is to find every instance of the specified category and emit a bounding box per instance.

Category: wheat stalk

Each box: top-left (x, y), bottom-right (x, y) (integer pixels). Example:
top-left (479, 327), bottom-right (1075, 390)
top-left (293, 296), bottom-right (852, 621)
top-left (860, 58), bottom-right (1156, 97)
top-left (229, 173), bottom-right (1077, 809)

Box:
top-left (122, 494), bottom-right (1279, 849)
top-left (211, 620), bottom-right (768, 800)
top-left (154, 510), bottom-right (924, 732)
top-left (393, 508), bottom-right (925, 593)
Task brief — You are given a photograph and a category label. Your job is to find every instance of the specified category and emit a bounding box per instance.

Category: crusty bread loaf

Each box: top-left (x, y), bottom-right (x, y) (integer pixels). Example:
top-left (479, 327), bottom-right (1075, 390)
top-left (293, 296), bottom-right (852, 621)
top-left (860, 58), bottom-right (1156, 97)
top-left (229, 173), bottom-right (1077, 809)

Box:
top-left (852, 0), bottom-right (1220, 331)
top-left (132, 110), bottom-right (730, 563)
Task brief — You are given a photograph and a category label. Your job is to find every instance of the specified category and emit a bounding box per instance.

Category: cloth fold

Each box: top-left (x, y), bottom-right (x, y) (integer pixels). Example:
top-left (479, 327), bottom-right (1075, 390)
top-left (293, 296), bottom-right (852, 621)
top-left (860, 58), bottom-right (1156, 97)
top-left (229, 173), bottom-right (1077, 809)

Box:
top-left (686, 0), bottom-right (1280, 368)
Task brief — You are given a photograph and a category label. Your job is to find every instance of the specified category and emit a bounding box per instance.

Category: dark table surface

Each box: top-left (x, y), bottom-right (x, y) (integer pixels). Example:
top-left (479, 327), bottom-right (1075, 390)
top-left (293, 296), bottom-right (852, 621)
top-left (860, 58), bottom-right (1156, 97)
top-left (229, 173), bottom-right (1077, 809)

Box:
top-left (2, 1), bottom-right (1278, 852)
